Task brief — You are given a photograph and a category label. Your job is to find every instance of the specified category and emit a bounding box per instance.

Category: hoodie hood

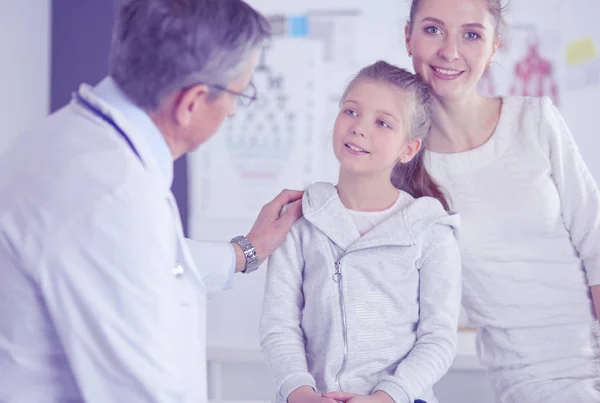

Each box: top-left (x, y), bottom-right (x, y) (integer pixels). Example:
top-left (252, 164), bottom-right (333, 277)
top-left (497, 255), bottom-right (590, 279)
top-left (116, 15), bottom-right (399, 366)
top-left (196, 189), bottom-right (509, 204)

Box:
top-left (302, 182), bottom-right (459, 252)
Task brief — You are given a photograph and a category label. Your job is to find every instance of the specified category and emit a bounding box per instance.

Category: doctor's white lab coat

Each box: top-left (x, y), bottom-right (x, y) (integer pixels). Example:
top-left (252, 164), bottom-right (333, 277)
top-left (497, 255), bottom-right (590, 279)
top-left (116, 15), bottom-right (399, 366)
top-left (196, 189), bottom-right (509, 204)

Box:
top-left (0, 80), bottom-right (234, 402)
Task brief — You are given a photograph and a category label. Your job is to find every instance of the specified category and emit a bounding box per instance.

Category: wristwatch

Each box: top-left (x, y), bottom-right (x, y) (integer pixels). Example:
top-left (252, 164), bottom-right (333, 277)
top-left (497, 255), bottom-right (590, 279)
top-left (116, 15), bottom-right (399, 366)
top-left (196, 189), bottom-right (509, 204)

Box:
top-left (231, 235), bottom-right (259, 274)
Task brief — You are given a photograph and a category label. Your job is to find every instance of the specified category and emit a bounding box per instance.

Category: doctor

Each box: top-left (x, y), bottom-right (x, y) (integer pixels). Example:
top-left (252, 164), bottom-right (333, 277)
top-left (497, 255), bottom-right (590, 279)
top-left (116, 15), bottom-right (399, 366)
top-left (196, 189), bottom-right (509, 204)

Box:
top-left (0, 0), bottom-right (302, 402)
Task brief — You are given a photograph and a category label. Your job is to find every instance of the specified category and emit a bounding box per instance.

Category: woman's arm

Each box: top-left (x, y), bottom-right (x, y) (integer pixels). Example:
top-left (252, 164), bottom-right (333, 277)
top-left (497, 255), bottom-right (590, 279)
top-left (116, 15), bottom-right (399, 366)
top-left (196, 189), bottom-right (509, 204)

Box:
top-left (540, 97), bottom-right (600, 317)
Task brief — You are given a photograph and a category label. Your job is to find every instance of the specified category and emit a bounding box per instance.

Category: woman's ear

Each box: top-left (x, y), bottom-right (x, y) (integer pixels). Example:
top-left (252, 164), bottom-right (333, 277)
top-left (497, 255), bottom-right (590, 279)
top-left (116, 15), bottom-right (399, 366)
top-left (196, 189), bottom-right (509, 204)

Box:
top-left (405, 23), bottom-right (412, 57)
top-left (490, 34), bottom-right (501, 64)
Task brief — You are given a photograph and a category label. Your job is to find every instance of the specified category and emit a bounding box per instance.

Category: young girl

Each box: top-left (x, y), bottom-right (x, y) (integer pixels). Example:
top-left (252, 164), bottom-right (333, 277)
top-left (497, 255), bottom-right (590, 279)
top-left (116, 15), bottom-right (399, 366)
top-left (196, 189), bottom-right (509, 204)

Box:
top-left (259, 61), bottom-right (462, 403)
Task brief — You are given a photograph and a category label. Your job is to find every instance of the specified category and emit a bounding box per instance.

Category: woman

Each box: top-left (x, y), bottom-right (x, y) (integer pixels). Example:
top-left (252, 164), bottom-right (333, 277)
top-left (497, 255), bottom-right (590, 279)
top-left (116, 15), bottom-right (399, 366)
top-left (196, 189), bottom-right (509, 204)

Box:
top-left (403, 0), bottom-right (600, 402)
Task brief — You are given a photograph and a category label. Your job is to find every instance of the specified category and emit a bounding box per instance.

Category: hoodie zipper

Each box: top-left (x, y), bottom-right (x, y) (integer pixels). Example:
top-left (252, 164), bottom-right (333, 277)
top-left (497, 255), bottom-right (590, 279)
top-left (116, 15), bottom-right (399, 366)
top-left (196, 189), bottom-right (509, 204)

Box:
top-left (333, 260), bottom-right (348, 390)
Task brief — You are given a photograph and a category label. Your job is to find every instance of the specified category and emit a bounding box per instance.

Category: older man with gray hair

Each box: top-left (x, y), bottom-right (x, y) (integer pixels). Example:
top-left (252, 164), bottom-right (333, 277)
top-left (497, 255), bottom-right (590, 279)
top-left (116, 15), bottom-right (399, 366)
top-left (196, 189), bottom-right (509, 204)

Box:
top-left (0, 0), bottom-right (302, 402)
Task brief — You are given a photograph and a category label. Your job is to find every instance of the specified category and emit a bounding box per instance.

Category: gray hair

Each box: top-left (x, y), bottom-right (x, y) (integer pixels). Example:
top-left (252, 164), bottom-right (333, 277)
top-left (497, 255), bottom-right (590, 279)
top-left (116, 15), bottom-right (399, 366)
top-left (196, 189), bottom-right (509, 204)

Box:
top-left (109, 0), bottom-right (271, 111)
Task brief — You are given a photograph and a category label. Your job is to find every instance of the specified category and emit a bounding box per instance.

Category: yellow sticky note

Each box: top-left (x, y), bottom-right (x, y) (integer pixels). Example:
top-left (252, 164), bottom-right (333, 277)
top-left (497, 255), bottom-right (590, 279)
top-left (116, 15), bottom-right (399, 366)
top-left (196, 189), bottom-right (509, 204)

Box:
top-left (566, 37), bottom-right (596, 65)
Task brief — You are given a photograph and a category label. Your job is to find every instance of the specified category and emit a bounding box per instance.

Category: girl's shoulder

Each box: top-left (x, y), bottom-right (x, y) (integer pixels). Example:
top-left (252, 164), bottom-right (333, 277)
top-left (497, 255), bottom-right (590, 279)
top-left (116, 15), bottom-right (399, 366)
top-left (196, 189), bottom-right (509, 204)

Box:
top-left (402, 195), bottom-right (461, 242)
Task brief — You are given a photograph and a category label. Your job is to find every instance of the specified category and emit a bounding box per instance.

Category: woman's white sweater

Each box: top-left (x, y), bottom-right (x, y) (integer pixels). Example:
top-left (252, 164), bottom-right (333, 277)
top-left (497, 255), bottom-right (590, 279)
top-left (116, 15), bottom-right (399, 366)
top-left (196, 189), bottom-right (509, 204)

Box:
top-left (426, 96), bottom-right (600, 403)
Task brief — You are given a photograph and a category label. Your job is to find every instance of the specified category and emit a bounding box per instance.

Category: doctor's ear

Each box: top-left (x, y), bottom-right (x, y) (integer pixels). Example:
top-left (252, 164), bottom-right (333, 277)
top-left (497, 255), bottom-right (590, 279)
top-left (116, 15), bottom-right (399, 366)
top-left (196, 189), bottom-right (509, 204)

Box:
top-left (174, 84), bottom-right (210, 127)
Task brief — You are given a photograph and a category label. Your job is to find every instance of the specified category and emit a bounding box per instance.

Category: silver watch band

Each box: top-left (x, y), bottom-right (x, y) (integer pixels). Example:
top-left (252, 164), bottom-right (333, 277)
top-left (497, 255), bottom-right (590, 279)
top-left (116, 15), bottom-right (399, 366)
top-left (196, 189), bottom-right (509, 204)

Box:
top-left (231, 235), bottom-right (259, 274)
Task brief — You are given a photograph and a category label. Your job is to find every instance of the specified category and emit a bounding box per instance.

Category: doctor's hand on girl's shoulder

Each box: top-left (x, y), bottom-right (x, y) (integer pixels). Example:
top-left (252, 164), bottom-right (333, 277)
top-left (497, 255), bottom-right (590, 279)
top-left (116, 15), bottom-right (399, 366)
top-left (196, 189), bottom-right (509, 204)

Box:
top-left (245, 189), bottom-right (304, 265)
top-left (321, 391), bottom-right (394, 403)
top-left (288, 386), bottom-right (338, 403)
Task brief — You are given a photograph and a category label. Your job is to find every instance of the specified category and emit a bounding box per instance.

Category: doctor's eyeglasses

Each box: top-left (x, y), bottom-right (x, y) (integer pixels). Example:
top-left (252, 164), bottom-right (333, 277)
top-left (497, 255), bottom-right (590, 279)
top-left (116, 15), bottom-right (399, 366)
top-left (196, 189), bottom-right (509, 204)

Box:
top-left (210, 82), bottom-right (257, 107)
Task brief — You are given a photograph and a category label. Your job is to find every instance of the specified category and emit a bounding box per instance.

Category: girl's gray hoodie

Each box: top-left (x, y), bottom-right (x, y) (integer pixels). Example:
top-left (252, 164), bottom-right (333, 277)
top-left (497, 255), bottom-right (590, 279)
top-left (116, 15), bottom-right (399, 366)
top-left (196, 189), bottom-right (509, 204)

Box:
top-left (260, 182), bottom-right (462, 403)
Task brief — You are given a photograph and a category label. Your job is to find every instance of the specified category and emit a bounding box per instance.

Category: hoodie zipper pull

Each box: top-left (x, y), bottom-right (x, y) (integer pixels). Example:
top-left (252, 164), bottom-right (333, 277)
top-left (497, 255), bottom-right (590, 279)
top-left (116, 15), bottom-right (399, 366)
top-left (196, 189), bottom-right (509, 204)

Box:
top-left (333, 261), bottom-right (342, 282)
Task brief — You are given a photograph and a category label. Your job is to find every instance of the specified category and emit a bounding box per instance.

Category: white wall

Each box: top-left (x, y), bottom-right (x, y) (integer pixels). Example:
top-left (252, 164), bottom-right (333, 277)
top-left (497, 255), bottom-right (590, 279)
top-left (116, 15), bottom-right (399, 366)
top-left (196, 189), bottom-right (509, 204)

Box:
top-left (558, 0), bottom-right (600, 181)
top-left (0, 2), bottom-right (51, 154)
top-left (190, 0), bottom-right (600, 401)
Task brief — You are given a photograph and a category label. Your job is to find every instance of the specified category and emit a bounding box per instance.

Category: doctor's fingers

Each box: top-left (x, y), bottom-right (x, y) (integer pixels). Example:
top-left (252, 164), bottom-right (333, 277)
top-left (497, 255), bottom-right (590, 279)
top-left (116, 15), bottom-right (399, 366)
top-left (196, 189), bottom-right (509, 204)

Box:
top-left (264, 189), bottom-right (304, 219)
top-left (277, 199), bottom-right (303, 227)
